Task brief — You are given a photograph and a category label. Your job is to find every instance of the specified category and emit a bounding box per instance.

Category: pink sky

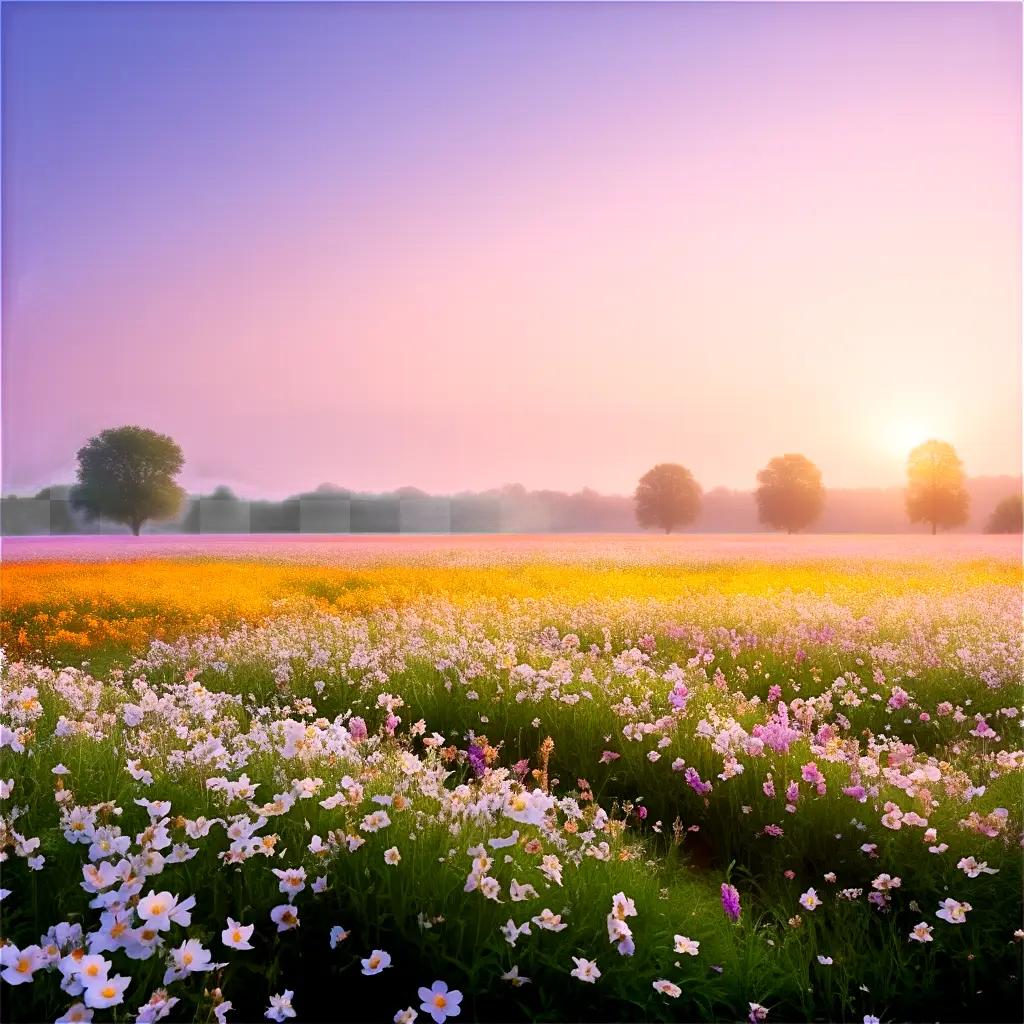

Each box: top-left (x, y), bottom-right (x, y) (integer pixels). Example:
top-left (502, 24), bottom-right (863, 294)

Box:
top-left (2, 2), bottom-right (1020, 498)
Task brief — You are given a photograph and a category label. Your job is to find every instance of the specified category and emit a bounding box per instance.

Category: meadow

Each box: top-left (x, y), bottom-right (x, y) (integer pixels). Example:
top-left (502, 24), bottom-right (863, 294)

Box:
top-left (1, 535), bottom-right (1021, 1024)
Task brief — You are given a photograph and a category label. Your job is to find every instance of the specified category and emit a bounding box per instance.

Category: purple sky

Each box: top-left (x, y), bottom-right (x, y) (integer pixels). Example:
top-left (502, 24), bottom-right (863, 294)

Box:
top-left (3, 2), bottom-right (1020, 498)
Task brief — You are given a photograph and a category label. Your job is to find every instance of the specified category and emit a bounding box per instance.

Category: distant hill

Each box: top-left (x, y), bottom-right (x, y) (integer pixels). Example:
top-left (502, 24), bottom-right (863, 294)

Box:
top-left (3, 476), bottom-right (1020, 535)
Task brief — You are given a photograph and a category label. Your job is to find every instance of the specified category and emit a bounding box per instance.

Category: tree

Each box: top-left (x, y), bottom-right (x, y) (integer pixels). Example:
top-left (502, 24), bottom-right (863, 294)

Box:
top-left (634, 463), bottom-right (702, 533)
top-left (70, 426), bottom-right (185, 535)
top-left (905, 440), bottom-right (969, 535)
top-left (985, 494), bottom-right (1023, 534)
top-left (754, 454), bottom-right (824, 534)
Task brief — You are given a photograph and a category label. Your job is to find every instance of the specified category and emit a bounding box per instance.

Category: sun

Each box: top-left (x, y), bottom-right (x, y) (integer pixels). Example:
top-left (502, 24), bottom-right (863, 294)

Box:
top-left (880, 418), bottom-right (933, 458)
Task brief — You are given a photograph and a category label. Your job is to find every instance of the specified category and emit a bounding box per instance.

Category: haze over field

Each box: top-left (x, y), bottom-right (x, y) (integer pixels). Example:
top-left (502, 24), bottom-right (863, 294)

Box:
top-left (2, 2), bottom-right (1021, 499)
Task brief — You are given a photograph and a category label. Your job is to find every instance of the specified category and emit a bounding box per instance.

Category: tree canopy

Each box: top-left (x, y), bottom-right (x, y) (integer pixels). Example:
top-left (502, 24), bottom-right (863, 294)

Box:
top-left (905, 440), bottom-right (969, 534)
top-left (634, 463), bottom-right (702, 533)
top-left (984, 494), bottom-right (1023, 535)
top-left (754, 454), bottom-right (824, 533)
top-left (70, 426), bottom-right (186, 535)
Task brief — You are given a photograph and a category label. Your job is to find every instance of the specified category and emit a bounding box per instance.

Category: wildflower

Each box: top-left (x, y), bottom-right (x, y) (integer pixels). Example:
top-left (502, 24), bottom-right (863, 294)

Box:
top-left (748, 1003), bottom-right (769, 1023)
top-left (135, 989), bottom-right (179, 1024)
top-left (501, 966), bottom-right (531, 987)
top-left (817, 955), bottom-right (833, 965)
top-left (384, 846), bottom-right (402, 866)
top-left (501, 919), bottom-right (532, 946)
top-left (361, 810), bottom-right (392, 833)
top-left (799, 888), bottom-right (821, 911)
top-left (270, 904), bottom-right (300, 932)
top-left (653, 979), bottom-right (681, 997)
top-left (478, 876), bottom-right (502, 901)
top-left (909, 922), bottom-right (933, 942)
top-left (55, 1004), bottom-right (94, 1023)
top-left (136, 892), bottom-right (177, 932)
top-left (509, 879), bottom-right (538, 902)
top-left (164, 939), bottom-right (220, 984)
top-left (569, 956), bottom-right (601, 983)
top-left (221, 918), bottom-right (255, 950)
top-left (488, 830), bottom-right (520, 849)
top-left (871, 874), bottom-right (901, 891)
top-left (674, 935), bottom-right (700, 956)
top-left (265, 991), bottom-right (296, 1022)
top-left (1, 943), bottom-right (44, 985)
top-left (936, 898), bottom-right (972, 924)
top-left (361, 949), bottom-right (392, 975)
top-left (721, 883), bottom-right (741, 922)
top-left (395, 1010), bottom-right (418, 1024)
top-left (531, 908), bottom-right (567, 932)
top-left (957, 856), bottom-right (998, 877)
top-left (329, 925), bottom-right (350, 948)
top-left (77, 954), bottom-right (112, 984)
top-left (83, 975), bottom-right (131, 1009)
top-left (272, 867), bottom-right (307, 899)
top-left (418, 980), bottom-right (463, 1023)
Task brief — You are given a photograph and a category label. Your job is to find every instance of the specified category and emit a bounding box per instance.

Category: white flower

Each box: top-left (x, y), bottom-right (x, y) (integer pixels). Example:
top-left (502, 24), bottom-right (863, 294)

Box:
top-left (417, 980), bottom-right (462, 1023)
top-left (83, 975), bottom-right (131, 1009)
top-left (55, 1003), bottom-right (93, 1023)
top-left (221, 918), bottom-right (255, 950)
top-left (531, 908), bottom-right (567, 932)
top-left (570, 956), bottom-right (601, 983)
top-left (384, 847), bottom-right (402, 866)
top-left (501, 965), bottom-right (531, 987)
top-left (361, 949), bottom-right (392, 975)
top-left (799, 888), bottom-right (821, 911)
top-left (0, 944), bottom-right (45, 985)
top-left (501, 919), bottom-right (531, 946)
top-left (957, 856), bottom-right (998, 877)
top-left (270, 904), bottom-right (300, 932)
top-left (265, 991), bottom-right (296, 1022)
top-left (272, 867), bottom-right (307, 899)
top-left (653, 979), bottom-right (681, 997)
top-left (673, 935), bottom-right (699, 956)
top-left (936, 899), bottom-right (971, 925)
top-left (509, 879), bottom-right (537, 902)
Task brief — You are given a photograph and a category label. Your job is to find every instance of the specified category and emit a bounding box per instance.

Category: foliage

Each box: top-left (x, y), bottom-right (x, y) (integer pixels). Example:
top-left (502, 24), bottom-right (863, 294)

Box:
top-left (985, 494), bottom-right (1023, 535)
top-left (905, 441), bottom-right (969, 535)
top-left (70, 427), bottom-right (186, 535)
top-left (754, 454), bottom-right (824, 534)
top-left (634, 465), bottom-right (702, 534)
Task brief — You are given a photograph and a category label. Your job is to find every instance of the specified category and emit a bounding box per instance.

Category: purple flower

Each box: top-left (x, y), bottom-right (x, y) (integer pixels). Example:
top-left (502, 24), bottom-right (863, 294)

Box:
top-left (668, 682), bottom-right (690, 713)
top-left (348, 717), bottom-right (368, 742)
top-left (684, 767), bottom-right (713, 797)
top-left (466, 744), bottom-right (487, 778)
top-left (721, 883), bottom-right (741, 922)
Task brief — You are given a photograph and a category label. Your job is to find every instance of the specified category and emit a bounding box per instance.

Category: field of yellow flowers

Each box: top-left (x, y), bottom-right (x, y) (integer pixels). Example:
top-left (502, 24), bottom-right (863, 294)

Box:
top-left (1, 535), bottom-right (1021, 1024)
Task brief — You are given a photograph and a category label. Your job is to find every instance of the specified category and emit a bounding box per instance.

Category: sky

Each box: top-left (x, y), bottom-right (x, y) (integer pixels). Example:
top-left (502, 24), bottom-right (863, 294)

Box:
top-left (2, 1), bottom-right (1021, 499)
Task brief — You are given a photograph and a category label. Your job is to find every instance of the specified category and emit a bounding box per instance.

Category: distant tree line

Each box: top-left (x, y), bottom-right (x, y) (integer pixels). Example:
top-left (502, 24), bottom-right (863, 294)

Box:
top-left (3, 425), bottom-right (1020, 536)
top-left (633, 440), bottom-right (998, 535)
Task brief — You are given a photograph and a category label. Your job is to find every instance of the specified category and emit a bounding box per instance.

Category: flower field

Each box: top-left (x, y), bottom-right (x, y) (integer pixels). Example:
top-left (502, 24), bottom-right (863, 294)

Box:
top-left (1, 535), bottom-right (1021, 1023)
